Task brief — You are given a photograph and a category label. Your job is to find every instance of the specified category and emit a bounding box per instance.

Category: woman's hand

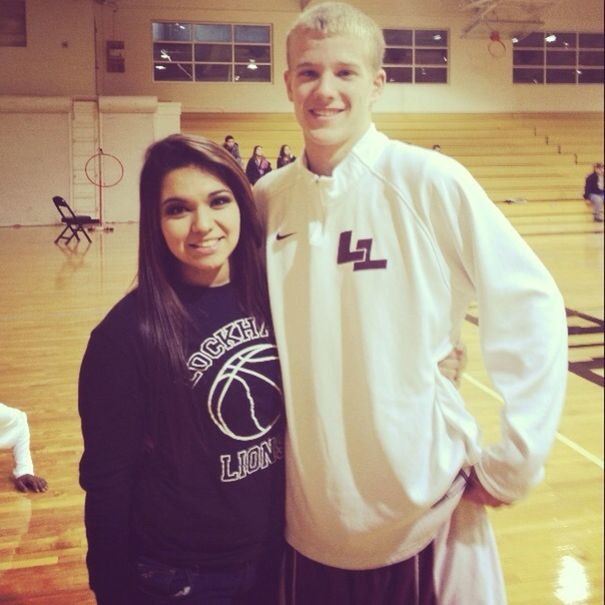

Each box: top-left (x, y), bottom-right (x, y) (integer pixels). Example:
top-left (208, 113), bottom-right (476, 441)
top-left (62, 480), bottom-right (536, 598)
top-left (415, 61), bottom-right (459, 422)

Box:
top-left (463, 468), bottom-right (507, 508)
top-left (438, 341), bottom-right (467, 388)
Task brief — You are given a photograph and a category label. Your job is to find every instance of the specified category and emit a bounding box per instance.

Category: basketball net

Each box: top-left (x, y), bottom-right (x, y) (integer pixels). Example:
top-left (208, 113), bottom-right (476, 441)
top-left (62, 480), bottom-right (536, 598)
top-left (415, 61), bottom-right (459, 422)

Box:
top-left (488, 31), bottom-right (507, 58)
top-left (84, 148), bottom-right (124, 230)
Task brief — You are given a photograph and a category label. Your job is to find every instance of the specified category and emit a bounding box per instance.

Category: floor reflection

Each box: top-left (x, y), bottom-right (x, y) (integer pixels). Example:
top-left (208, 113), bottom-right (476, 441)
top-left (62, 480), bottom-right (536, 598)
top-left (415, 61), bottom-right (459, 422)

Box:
top-left (555, 554), bottom-right (590, 604)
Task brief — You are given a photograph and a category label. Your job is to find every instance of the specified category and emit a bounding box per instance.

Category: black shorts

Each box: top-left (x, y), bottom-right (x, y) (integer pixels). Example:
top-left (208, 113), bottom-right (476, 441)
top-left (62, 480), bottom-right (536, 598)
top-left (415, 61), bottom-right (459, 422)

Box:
top-left (284, 542), bottom-right (437, 605)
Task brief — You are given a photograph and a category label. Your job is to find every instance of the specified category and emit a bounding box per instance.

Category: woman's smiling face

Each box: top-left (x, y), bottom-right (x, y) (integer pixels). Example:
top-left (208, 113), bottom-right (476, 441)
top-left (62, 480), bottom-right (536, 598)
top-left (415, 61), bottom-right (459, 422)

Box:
top-left (160, 165), bottom-right (241, 287)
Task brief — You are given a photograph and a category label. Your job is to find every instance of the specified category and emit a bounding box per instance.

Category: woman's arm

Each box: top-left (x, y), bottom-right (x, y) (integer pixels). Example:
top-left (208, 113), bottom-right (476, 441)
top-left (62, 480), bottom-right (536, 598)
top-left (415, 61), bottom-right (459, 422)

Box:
top-left (79, 329), bottom-right (145, 604)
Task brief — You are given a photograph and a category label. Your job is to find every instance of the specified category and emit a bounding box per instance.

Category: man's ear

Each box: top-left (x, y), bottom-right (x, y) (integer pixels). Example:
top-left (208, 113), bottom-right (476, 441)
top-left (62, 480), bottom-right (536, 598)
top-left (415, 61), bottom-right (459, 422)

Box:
top-left (283, 69), bottom-right (294, 102)
top-left (371, 68), bottom-right (386, 102)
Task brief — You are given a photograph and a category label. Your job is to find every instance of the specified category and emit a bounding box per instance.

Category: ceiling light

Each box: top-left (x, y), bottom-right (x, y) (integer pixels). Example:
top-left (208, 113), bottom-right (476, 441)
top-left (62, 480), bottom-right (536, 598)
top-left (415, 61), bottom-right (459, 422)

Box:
top-left (433, 34), bottom-right (442, 41)
top-left (155, 65), bottom-right (167, 70)
top-left (545, 34), bottom-right (557, 43)
top-left (511, 37), bottom-right (519, 44)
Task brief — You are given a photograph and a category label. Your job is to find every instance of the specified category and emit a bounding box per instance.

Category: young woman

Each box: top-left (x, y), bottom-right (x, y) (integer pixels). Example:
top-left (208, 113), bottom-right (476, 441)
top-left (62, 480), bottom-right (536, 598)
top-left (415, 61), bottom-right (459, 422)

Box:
top-left (245, 145), bottom-right (272, 185)
top-left (79, 134), bottom-right (285, 605)
top-left (276, 144), bottom-right (296, 169)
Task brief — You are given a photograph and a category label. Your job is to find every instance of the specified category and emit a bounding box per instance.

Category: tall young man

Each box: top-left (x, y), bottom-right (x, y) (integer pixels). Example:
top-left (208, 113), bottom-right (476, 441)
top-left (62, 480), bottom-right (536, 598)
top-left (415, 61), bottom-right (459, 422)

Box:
top-left (254, 3), bottom-right (568, 604)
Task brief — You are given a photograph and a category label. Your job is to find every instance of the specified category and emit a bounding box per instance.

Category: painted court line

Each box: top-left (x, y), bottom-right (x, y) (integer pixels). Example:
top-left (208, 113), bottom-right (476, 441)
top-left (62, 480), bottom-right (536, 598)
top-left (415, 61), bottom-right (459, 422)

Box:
top-left (463, 372), bottom-right (604, 470)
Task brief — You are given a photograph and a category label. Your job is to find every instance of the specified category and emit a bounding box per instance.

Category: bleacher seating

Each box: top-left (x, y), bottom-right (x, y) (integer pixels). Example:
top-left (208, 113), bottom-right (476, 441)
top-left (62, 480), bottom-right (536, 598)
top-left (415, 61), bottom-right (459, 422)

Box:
top-left (181, 111), bottom-right (604, 205)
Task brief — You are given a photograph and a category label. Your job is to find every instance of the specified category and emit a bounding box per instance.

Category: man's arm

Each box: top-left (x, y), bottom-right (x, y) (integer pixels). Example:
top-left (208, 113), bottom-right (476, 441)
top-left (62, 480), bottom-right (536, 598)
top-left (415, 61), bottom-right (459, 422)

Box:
top-left (432, 158), bottom-right (568, 505)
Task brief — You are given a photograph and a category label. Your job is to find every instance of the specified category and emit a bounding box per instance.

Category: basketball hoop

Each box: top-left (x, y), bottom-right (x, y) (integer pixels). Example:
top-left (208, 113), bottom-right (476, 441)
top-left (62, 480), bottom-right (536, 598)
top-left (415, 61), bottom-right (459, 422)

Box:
top-left (488, 31), bottom-right (506, 58)
top-left (84, 148), bottom-right (124, 230)
top-left (84, 148), bottom-right (124, 188)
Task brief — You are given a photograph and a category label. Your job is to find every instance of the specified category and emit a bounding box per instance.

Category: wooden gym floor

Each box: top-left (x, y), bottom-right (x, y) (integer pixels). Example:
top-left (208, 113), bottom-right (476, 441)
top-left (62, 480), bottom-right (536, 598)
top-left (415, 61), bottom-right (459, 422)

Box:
top-left (0, 199), bottom-right (602, 604)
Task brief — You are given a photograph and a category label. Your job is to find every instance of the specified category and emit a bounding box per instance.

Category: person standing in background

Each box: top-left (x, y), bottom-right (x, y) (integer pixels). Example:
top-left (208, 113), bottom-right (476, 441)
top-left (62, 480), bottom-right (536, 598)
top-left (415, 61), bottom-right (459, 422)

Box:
top-left (583, 161), bottom-right (604, 222)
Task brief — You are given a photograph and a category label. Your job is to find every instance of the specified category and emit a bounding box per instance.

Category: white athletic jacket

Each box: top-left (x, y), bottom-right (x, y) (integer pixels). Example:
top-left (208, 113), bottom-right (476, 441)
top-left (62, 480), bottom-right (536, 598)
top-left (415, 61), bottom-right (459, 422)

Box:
top-left (0, 402), bottom-right (34, 478)
top-left (254, 125), bottom-right (567, 570)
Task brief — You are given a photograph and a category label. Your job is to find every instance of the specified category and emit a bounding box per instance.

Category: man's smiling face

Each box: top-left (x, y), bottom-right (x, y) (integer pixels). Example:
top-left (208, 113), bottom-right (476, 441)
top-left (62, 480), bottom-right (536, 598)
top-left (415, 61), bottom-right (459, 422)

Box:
top-left (284, 31), bottom-right (385, 174)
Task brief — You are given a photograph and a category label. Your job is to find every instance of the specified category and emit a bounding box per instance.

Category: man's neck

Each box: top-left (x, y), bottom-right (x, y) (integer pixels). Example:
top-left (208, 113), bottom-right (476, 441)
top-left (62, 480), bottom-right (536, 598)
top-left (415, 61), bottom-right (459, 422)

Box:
top-left (306, 136), bottom-right (365, 176)
top-left (303, 125), bottom-right (372, 177)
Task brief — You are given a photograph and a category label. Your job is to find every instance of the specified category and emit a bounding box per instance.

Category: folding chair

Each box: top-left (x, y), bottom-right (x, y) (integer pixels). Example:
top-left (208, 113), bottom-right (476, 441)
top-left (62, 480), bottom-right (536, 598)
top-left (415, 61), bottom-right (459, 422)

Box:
top-left (52, 196), bottom-right (100, 244)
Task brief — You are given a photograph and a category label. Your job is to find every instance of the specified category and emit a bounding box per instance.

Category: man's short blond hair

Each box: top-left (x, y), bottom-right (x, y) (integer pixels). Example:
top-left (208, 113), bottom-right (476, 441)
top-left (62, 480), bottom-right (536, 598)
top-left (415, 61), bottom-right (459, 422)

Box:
top-left (286, 2), bottom-right (385, 73)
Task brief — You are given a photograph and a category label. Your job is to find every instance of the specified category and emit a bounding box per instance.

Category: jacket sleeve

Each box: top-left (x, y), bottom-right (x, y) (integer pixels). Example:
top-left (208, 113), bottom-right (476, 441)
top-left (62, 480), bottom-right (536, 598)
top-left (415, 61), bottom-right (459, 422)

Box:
top-left (78, 328), bottom-right (145, 603)
top-left (0, 402), bottom-right (34, 477)
top-left (431, 158), bottom-right (568, 503)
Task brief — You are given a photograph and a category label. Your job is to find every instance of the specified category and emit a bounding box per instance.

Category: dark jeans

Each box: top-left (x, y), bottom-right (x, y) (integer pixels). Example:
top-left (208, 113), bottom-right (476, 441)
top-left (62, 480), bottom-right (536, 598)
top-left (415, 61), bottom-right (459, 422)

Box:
top-left (131, 547), bottom-right (283, 605)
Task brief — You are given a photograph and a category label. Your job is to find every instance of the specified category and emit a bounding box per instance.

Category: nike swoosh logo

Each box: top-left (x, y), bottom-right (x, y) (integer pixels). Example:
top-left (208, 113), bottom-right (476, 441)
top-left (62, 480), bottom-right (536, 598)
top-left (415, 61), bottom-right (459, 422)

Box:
top-left (276, 232), bottom-right (296, 241)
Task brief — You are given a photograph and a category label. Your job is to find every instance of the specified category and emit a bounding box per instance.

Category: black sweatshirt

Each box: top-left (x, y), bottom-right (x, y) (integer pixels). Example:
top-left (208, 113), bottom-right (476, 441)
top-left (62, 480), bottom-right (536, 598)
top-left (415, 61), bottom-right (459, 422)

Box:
top-left (79, 283), bottom-right (285, 603)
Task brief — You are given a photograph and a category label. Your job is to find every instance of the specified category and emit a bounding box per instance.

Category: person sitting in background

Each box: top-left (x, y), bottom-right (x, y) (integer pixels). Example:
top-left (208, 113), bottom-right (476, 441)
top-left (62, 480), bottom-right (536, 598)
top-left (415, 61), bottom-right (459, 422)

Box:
top-left (277, 144), bottom-right (297, 168)
top-left (223, 135), bottom-right (243, 167)
top-left (583, 162), bottom-right (604, 223)
top-left (0, 402), bottom-right (47, 493)
top-left (246, 145), bottom-right (272, 185)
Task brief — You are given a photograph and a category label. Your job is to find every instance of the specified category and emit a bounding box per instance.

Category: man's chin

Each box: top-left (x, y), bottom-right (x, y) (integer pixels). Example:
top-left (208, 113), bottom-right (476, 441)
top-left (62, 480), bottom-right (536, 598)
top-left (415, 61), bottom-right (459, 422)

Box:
top-left (304, 127), bottom-right (344, 148)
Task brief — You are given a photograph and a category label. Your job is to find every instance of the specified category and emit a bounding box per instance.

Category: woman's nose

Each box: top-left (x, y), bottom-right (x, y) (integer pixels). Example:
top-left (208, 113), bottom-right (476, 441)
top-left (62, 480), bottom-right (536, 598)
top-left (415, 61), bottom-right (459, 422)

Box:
top-left (191, 207), bottom-right (212, 233)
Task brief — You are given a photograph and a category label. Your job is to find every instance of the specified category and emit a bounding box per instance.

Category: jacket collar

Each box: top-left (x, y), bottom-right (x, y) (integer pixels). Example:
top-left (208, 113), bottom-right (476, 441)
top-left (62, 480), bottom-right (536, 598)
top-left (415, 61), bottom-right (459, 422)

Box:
top-left (295, 124), bottom-right (389, 196)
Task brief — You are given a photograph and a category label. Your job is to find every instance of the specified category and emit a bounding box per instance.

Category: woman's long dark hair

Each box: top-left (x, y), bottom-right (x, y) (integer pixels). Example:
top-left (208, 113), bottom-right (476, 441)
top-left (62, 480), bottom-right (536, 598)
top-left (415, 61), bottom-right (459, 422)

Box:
top-left (137, 134), bottom-right (271, 461)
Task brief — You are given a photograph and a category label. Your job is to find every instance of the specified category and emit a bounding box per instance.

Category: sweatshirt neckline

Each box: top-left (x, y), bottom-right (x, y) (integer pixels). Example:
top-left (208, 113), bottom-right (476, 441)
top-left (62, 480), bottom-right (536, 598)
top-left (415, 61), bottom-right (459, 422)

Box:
top-left (297, 124), bottom-right (387, 193)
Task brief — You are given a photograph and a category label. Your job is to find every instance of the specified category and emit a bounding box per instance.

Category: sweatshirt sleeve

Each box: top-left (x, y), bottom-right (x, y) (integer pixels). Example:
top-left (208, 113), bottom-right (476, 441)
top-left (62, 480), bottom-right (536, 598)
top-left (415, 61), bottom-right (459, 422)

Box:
top-left (431, 159), bottom-right (568, 503)
top-left (0, 402), bottom-right (34, 477)
top-left (78, 327), bottom-right (145, 602)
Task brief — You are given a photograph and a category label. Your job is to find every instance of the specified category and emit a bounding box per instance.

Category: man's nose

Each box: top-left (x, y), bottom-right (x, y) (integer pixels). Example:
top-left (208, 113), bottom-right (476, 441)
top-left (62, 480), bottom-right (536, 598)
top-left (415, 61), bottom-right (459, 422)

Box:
top-left (315, 72), bottom-right (337, 99)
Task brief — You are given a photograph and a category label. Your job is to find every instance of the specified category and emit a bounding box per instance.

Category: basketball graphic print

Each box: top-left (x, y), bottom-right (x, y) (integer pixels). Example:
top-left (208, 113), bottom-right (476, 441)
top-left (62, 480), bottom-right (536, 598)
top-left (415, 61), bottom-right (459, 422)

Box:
top-left (208, 343), bottom-right (282, 441)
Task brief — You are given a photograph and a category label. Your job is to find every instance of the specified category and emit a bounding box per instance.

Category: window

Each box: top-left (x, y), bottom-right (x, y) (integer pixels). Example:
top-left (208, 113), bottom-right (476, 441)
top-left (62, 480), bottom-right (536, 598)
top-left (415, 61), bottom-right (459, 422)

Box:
top-left (0, 0), bottom-right (26, 47)
top-left (382, 29), bottom-right (448, 84)
top-left (513, 32), bottom-right (604, 84)
top-left (152, 21), bottom-right (271, 82)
